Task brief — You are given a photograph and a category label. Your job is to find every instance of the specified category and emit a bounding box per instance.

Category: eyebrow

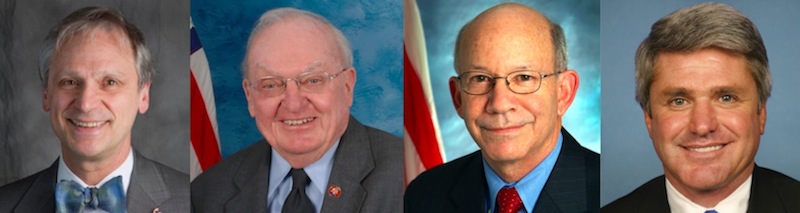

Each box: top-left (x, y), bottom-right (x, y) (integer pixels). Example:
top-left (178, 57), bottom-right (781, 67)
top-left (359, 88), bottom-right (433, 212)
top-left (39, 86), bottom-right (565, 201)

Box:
top-left (661, 87), bottom-right (689, 98)
top-left (468, 65), bottom-right (537, 72)
top-left (255, 61), bottom-right (325, 76)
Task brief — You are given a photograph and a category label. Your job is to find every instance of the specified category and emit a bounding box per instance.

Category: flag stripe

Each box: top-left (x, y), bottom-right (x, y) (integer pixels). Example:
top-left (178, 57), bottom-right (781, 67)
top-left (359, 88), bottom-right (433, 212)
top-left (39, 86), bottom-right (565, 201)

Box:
top-left (190, 71), bottom-right (222, 170)
top-left (403, 46), bottom-right (444, 169)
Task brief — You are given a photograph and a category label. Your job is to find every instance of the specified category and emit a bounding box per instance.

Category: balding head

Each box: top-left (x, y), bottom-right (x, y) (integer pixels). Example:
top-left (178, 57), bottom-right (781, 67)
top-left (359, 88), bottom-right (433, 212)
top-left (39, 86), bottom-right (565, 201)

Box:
top-left (454, 3), bottom-right (567, 74)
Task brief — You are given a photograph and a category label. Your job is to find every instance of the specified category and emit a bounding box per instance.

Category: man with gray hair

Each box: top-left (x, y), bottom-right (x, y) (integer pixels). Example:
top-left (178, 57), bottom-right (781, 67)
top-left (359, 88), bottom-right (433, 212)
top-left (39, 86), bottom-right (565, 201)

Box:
top-left (603, 2), bottom-right (800, 212)
top-left (190, 7), bottom-right (402, 213)
top-left (0, 6), bottom-right (189, 212)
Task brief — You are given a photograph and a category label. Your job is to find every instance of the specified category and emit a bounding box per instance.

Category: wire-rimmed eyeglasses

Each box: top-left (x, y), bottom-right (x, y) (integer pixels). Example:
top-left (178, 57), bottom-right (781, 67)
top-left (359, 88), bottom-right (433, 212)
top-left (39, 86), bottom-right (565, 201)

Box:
top-left (249, 68), bottom-right (348, 97)
top-left (456, 70), bottom-right (560, 95)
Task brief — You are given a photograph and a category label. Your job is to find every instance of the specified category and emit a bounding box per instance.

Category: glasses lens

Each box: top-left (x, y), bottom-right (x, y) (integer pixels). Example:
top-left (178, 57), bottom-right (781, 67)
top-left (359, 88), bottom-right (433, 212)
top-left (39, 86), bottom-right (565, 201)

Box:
top-left (255, 77), bottom-right (285, 96)
top-left (461, 72), bottom-right (493, 94)
top-left (508, 71), bottom-right (542, 93)
top-left (298, 72), bottom-right (330, 92)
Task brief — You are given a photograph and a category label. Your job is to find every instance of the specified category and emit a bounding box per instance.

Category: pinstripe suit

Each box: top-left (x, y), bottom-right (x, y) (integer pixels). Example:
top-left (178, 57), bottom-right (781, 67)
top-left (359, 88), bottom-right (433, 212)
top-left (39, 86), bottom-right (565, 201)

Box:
top-left (405, 128), bottom-right (600, 212)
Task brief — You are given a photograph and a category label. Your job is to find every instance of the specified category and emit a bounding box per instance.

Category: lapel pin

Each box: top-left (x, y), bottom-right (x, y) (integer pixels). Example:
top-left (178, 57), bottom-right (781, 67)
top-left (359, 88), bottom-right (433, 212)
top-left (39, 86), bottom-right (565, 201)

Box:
top-left (152, 207), bottom-right (160, 213)
top-left (328, 185), bottom-right (342, 198)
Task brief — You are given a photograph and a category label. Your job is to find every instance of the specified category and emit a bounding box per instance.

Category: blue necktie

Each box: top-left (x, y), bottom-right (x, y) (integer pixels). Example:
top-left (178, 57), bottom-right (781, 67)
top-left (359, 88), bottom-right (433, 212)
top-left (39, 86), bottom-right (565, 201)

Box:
top-left (55, 176), bottom-right (126, 213)
top-left (704, 210), bottom-right (718, 213)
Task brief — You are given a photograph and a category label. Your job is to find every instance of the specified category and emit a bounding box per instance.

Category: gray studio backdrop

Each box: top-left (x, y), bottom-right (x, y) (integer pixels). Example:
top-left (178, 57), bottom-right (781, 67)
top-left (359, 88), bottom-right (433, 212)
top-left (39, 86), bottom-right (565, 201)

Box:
top-left (601, 0), bottom-right (800, 206)
top-left (0, 0), bottom-right (189, 185)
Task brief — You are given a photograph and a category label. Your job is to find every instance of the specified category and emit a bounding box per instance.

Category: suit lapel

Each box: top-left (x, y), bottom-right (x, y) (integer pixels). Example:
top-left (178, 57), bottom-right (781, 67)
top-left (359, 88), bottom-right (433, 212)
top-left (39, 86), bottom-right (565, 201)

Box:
top-left (127, 151), bottom-right (171, 212)
top-left (225, 141), bottom-right (271, 212)
top-left (321, 117), bottom-right (371, 213)
top-left (449, 152), bottom-right (486, 213)
top-left (534, 128), bottom-right (588, 212)
top-left (14, 160), bottom-right (58, 213)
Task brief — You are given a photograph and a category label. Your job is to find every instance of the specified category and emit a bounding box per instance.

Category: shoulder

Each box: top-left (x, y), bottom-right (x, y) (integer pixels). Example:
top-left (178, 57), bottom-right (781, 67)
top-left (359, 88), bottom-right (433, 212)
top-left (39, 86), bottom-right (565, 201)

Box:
top-left (406, 151), bottom-right (481, 199)
top-left (361, 124), bottom-right (402, 161)
top-left (0, 164), bottom-right (56, 212)
top-left (751, 166), bottom-right (800, 210)
top-left (192, 141), bottom-right (267, 189)
top-left (0, 170), bottom-right (42, 210)
top-left (602, 176), bottom-right (666, 212)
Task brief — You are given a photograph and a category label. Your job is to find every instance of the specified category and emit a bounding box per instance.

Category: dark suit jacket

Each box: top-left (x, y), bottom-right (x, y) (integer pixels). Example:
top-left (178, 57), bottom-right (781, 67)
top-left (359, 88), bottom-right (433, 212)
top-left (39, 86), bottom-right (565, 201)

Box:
top-left (602, 166), bottom-right (800, 213)
top-left (191, 116), bottom-right (403, 213)
top-left (0, 150), bottom-right (190, 212)
top-left (405, 128), bottom-right (600, 213)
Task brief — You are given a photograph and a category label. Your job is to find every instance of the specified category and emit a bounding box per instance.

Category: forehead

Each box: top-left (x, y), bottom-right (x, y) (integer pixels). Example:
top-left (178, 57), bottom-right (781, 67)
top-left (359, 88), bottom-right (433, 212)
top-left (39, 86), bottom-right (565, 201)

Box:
top-left (246, 17), bottom-right (340, 75)
top-left (52, 27), bottom-right (135, 69)
top-left (651, 49), bottom-right (754, 92)
top-left (457, 6), bottom-right (554, 72)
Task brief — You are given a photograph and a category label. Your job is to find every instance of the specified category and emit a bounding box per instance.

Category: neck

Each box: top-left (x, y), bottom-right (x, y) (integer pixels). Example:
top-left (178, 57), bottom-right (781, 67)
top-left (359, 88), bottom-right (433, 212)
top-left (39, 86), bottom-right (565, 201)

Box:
top-left (280, 142), bottom-right (336, 169)
top-left (668, 163), bottom-right (754, 208)
top-left (62, 145), bottom-right (131, 185)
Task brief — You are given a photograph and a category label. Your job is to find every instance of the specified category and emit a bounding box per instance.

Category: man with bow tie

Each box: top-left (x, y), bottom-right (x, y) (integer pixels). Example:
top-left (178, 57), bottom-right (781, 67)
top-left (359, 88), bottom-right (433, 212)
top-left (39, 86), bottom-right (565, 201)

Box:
top-left (0, 6), bottom-right (189, 212)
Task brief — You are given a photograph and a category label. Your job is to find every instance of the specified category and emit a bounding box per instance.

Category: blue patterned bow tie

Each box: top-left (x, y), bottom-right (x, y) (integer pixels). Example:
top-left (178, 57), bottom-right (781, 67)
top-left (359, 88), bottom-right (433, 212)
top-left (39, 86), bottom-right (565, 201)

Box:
top-left (55, 175), bottom-right (126, 213)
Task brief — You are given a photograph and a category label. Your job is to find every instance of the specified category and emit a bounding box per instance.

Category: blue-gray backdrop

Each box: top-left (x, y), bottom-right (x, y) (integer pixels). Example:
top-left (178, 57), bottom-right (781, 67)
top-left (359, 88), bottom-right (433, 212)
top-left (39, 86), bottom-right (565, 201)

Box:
top-left (418, 0), bottom-right (601, 162)
top-left (191, 1), bottom-right (403, 158)
top-left (602, 0), bottom-right (800, 206)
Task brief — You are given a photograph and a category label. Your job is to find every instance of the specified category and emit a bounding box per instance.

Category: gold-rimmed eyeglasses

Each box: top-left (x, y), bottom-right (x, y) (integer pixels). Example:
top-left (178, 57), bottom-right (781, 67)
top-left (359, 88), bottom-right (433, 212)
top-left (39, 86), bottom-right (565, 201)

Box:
top-left (249, 68), bottom-right (348, 97)
top-left (456, 70), bottom-right (561, 95)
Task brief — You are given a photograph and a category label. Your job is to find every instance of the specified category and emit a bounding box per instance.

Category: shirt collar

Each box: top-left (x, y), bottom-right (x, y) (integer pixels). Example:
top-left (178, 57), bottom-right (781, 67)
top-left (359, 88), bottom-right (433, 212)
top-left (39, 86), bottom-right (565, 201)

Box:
top-left (57, 149), bottom-right (134, 194)
top-left (484, 132), bottom-right (563, 213)
top-left (666, 174), bottom-right (751, 213)
top-left (268, 139), bottom-right (340, 204)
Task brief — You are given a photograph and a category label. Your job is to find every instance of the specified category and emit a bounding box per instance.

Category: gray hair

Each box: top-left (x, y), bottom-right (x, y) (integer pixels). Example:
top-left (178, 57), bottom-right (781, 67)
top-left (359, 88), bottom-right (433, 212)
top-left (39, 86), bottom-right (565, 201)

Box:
top-left (242, 7), bottom-right (353, 78)
top-left (454, 4), bottom-right (568, 74)
top-left (635, 2), bottom-right (770, 113)
top-left (39, 6), bottom-right (154, 89)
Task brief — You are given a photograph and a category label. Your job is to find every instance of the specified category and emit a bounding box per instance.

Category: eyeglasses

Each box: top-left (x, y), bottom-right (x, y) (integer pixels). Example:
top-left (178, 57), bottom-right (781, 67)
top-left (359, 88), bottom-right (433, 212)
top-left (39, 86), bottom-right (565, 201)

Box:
top-left (456, 70), bottom-right (560, 95)
top-left (249, 68), bottom-right (348, 97)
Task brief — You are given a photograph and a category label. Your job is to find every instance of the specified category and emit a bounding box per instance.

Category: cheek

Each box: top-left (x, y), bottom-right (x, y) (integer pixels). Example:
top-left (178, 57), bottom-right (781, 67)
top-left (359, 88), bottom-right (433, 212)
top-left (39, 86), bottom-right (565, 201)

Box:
top-left (649, 113), bottom-right (686, 143)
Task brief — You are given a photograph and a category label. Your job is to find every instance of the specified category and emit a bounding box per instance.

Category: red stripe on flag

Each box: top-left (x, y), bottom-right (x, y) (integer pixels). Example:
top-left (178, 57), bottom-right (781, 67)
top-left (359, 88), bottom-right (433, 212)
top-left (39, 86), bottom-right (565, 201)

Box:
top-left (404, 46), bottom-right (444, 169)
top-left (190, 71), bottom-right (222, 170)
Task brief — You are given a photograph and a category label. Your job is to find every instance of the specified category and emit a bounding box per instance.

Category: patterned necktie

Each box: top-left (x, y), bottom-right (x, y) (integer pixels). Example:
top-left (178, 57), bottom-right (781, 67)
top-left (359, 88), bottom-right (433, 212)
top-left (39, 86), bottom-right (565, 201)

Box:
top-left (55, 175), bottom-right (126, 213)
top-left (282, 169), bottom-right (314, 213)
top-left (496, 187), bottom-right (523, 213)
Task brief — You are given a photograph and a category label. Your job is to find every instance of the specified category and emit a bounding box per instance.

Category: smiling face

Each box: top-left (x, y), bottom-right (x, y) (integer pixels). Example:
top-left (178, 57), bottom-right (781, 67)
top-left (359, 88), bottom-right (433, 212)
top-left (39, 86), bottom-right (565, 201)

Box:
top-left (243, 17), bottom-right (354, 167)
top-left (450, 5), bottom-right (578, 176)
top-left (645, 48), bottom-right (763, 199)
top-left (44, 28), bottom-right (149, 162)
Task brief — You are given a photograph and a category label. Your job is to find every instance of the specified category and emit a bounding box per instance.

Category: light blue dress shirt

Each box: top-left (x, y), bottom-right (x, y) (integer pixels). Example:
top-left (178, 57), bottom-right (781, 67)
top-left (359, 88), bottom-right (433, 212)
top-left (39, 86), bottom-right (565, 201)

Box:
top-left (483, 132), bottom-right (563, 213)
top-left (267, 140), bottom-right (340, 213)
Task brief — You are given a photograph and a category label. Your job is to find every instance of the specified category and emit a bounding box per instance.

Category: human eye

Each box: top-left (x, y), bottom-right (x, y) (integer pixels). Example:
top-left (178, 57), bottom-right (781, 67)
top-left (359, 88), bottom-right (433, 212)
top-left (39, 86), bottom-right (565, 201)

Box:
top-left (669, 98), bottom-right (688, 107)
top-left (58, 78), bottom-right (79, 89)
top-left (258, 78), bottom-right (283, 90)
top-left (719, 94), bottom-right (737, 103)
top-left (468, 73), bottom-right (492, 83)
top-left (302, 74), bottom-right (327, 85)
top-left (511, 72), bottom-right (540, 83)
top-left (104, 79), bottom-right (119, 87)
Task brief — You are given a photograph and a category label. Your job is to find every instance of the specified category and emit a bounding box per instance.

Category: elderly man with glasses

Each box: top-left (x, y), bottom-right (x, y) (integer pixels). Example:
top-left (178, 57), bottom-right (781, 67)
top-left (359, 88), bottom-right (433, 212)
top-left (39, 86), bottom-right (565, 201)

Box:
top-left (405, 3), bottom-right (599, 212)
top-left (191, 7), bottom-right (402, 213)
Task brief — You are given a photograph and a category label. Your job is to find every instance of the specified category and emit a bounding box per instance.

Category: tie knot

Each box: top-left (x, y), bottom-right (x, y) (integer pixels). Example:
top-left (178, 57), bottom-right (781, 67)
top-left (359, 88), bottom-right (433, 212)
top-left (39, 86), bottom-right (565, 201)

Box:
top-left (289, 168), bottom-right (310, 189)
top-left (496, 187), bottom-right (523, 213)
top-left (704, 210), bottom-right (718, 213)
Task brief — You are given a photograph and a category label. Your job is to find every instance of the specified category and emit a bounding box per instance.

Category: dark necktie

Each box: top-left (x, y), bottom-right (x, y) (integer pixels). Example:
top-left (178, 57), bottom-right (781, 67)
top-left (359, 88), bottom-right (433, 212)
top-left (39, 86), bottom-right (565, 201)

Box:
top-left (55, 175), bottom-right (126, 213)
top-left (496, 186), bottom-right (523, 213)
top-left (705, 210), bottom-right (718, 213)
top-left (282, 168), bottom-right (314, 213)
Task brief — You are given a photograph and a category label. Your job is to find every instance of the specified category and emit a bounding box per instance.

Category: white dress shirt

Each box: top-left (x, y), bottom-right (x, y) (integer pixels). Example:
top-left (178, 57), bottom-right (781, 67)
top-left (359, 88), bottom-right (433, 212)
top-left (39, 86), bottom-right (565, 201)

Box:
top-left (57, 149), bottom-right (134, 194)
top-left (666, 175), bottom-right (752, 213)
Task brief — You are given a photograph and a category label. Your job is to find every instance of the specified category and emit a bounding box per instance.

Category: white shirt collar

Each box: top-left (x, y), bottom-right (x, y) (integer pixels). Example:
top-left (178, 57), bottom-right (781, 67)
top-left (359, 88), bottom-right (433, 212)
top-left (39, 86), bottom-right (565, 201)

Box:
top-left (666, 174), bottom-right (751, 213)
top-left (57, 150), bottom-right (135, 194)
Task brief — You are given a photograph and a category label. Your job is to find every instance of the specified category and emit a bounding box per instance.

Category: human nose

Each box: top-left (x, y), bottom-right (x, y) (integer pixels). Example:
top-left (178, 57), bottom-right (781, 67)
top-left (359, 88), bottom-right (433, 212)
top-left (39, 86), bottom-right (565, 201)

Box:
top-left (485, 79), bottom-right (516, 114)
top-left (280, 80), bottom-right (309, 112)
top-left (75, 83), bottom-right (100, 112)
top-left (689, 100), bottom-right (718, 136)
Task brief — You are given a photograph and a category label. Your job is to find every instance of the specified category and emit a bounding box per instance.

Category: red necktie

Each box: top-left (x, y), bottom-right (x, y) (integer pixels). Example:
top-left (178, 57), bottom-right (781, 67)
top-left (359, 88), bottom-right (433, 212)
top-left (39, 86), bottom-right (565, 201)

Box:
top-left (496, 187), bottom-right (523, 213)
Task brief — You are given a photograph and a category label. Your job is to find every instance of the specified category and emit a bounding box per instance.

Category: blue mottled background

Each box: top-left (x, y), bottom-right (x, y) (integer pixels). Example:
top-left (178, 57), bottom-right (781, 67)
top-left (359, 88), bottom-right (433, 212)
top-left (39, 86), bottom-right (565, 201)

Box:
top-left (191, 1), bottom-right (403, 158)
top-left (418, 0), bottom-right (601, 162)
